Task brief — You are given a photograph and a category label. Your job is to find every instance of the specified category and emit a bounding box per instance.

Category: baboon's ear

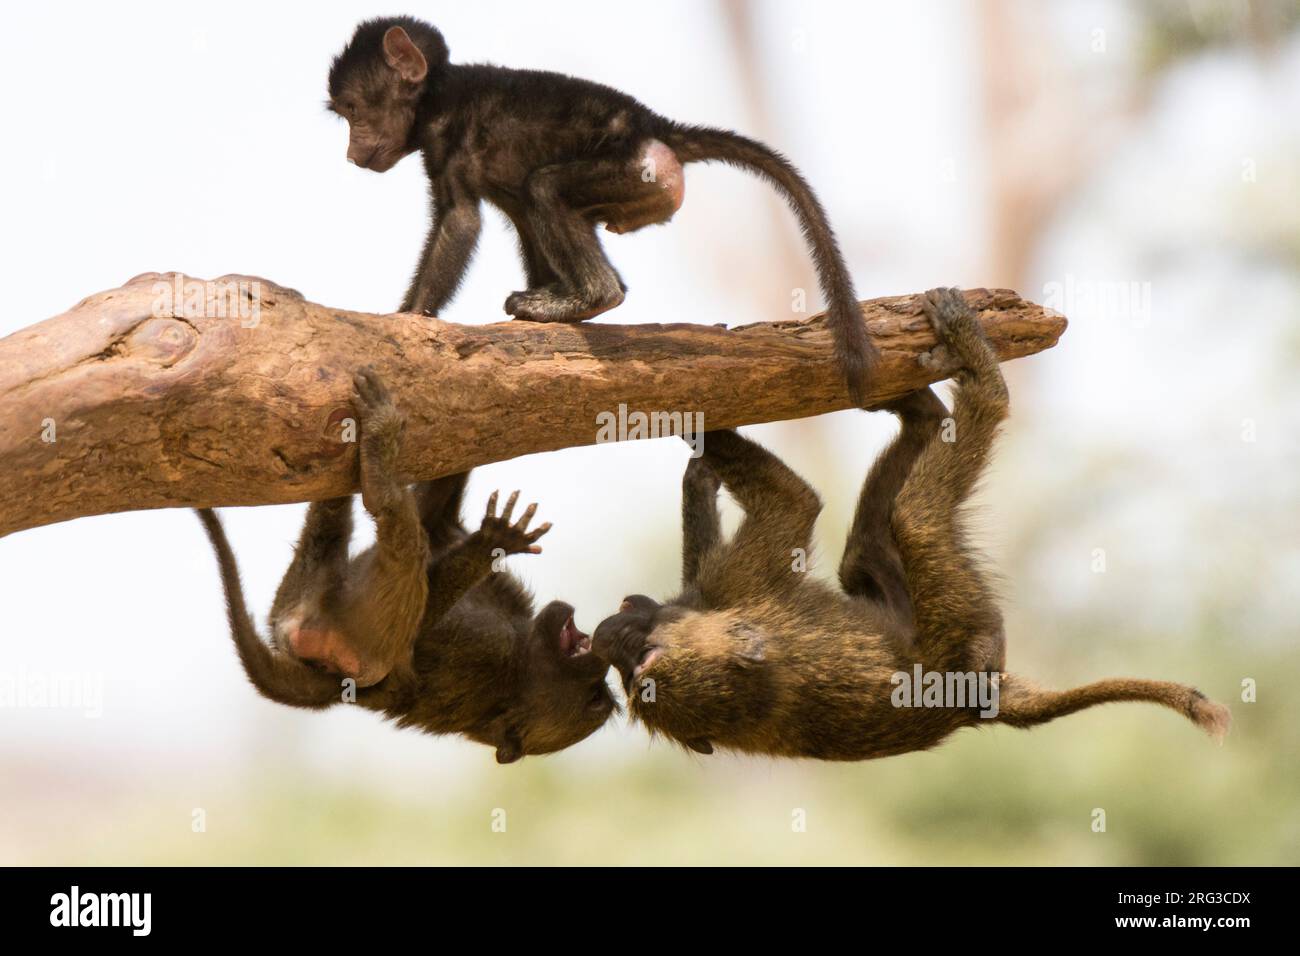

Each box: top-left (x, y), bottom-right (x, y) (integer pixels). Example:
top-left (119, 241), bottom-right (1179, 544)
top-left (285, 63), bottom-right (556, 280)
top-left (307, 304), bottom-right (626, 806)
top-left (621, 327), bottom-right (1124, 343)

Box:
top-left (495, 729), bottom-right (523, 764)
top-left (382, 26), bottom-right (428, 84)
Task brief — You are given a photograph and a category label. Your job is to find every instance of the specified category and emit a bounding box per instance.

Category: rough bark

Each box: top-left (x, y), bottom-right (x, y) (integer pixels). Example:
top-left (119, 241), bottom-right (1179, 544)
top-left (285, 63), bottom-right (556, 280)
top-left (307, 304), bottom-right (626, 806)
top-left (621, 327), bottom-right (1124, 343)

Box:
top-left (0, 272), bottom-right (1066, 536)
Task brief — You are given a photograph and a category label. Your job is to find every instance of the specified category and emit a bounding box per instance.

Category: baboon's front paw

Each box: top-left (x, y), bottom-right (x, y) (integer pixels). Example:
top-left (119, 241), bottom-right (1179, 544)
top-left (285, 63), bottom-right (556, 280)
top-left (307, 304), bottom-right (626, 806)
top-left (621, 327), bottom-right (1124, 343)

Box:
top-left (477, 489), bottom-right (551, 557)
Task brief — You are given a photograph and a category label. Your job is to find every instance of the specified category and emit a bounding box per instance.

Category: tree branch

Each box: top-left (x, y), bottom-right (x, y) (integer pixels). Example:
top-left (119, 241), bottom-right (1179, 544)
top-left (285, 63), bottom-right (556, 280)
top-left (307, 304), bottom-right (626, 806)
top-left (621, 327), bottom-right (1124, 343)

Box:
top-left (0, 273), bottom-right (1066, 536)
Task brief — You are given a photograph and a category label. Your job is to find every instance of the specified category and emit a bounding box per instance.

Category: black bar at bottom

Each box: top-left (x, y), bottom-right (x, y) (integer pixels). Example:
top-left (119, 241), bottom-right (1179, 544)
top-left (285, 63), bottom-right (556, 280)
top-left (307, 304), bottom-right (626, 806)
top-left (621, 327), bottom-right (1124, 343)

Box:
top-left (0, 866), bottom-right (1280, 941)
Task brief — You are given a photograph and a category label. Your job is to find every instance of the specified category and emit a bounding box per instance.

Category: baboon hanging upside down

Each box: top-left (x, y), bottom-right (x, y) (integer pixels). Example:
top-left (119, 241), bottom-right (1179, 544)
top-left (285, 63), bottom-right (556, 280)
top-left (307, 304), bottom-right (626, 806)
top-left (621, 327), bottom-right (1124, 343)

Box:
top-left (592, 288), bottom-right (1231, 759)
top-left (197, 370), bottom-right (615, 763)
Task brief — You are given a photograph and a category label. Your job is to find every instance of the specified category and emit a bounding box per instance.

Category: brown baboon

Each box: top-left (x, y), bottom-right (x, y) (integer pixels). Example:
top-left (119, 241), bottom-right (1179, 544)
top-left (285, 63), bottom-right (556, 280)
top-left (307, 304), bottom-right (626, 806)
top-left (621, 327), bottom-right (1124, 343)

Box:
top-left (592, 288), bottom-right (1231, 759)
top-left (196, 369), bottom-right (614, 763)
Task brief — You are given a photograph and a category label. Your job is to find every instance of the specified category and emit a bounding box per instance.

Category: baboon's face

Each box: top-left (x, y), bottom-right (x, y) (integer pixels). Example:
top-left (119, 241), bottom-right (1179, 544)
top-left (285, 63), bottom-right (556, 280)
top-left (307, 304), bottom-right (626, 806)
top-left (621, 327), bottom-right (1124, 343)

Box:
top-left (492, 602), bottom-right (617, 763)
top-left (328, 73), bottom-right (421, 173)
top-left (327, 26), bottom-right (430, 173)
top-left (591, 595), bottom-right (666, 688)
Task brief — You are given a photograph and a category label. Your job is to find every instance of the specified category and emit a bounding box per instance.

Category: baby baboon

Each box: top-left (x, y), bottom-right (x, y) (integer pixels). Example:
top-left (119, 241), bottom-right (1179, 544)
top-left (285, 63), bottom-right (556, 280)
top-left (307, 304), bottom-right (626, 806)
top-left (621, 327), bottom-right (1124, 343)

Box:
top-left (592, 288), bottom-right (1230, 759)
top-left (197, 369), bottom-right (614, 763)
top-left (327, 15), bottom-right (876, 403)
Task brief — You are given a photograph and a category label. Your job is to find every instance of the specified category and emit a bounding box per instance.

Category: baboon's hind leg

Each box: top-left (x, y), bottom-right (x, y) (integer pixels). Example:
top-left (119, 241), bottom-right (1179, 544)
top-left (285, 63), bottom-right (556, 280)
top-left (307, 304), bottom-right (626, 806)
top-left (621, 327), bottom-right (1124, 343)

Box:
top-left (680, 454), bottom-right (722, 592)
top-left (415, 472), bottom-right (471, 550)
top-left (890, 289), bottom-right (1009, 672)
top-left (269, 497), bottom-right (354, 623)
top-left (838, 387), bottom-right (947, 626)
top-left (693, 429), bottom-right (821, 602)
top-left (344, 369), bottom-right (431, 673)
top-left (505, 158), bottom-right (631, 322)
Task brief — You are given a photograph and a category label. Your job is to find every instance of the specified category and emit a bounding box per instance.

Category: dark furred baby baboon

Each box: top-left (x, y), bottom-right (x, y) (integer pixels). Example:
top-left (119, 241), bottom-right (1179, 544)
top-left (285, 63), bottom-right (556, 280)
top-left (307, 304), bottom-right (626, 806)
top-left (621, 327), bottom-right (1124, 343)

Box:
top-left (326, 16), bottom-right (876, 403)
top-left (592, 289), bottom-right (1231, 759)
top-left (196, 370), bottom-right (614, 763)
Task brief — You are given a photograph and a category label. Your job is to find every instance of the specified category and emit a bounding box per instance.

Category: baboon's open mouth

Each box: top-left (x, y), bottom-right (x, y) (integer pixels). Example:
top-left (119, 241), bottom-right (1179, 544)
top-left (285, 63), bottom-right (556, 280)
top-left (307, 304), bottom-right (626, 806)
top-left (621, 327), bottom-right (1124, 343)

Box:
top-left (559, 616), bottom-right (592, 657)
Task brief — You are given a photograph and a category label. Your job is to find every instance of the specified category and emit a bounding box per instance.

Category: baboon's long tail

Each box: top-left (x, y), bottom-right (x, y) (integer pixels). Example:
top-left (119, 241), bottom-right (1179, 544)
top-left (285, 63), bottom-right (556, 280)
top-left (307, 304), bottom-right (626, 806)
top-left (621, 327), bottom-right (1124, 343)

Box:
top-left (194, 509), bottom-right (339, 709)
top-left (659, 123), bottom-right (876, 405)
top-left (996, 674), bottom-right (1230, 741)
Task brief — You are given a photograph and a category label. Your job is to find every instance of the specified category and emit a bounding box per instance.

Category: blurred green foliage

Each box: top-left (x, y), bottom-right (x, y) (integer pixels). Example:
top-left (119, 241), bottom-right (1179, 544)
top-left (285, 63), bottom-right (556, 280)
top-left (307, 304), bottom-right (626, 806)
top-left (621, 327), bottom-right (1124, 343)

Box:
top-left (14, 638), bottom-right (1293, 866)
